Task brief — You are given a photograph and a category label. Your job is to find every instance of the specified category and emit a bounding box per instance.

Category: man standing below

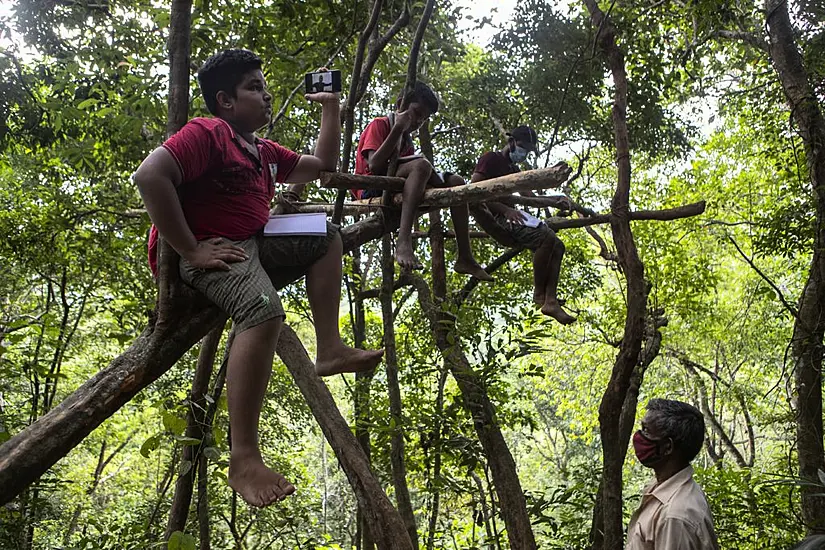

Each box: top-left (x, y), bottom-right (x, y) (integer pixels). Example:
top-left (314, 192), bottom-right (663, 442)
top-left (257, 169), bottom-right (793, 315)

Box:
top-left (627, 398), bottom-right (719, 549)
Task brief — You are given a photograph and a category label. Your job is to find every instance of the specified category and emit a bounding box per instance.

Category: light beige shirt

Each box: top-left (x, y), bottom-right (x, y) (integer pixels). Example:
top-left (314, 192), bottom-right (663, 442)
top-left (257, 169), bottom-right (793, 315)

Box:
top-left (625, 466), bottom-right (719, 550)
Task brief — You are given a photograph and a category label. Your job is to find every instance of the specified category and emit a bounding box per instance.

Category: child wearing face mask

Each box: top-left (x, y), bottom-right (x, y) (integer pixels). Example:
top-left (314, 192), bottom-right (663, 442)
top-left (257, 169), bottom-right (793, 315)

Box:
top-left (469, 126), bottom-right (576, 325)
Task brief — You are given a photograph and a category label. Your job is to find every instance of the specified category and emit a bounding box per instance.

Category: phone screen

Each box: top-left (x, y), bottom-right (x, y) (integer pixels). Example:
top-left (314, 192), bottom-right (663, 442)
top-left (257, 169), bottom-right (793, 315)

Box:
top-left (304, 70), bottom-right (342, 94)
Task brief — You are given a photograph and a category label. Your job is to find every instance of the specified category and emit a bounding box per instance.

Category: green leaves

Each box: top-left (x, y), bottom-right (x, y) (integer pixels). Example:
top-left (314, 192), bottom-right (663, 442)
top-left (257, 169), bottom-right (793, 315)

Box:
top-left (167, 531), bottom-right (196, 550)
top-left (161, 410), bottom-right (187, 436)
top-left (139, 434), bottom-right (161, 458)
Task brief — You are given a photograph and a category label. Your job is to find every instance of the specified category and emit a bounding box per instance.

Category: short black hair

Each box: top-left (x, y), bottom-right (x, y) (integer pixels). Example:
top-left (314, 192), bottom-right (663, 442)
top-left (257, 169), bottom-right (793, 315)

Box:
top-left (197, 49), bottom-right (263, 115)
top-left (647, 398), bottom-right (705, 462)
top-left (399, 81), bottom-right (439, 114)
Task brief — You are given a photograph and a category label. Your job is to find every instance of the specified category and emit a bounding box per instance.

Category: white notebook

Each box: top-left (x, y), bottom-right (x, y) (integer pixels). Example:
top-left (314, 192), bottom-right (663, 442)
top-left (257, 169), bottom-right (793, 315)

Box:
top-left (512, 210), bottom-right (543, 228)
top-left (264, 213), bottom-right (327, 236)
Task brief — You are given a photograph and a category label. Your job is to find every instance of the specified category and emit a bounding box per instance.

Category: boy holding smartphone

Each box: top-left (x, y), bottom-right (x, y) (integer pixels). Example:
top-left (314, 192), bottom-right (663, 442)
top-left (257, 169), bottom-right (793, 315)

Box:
top-left (133, 49), bottom-right (383, 508)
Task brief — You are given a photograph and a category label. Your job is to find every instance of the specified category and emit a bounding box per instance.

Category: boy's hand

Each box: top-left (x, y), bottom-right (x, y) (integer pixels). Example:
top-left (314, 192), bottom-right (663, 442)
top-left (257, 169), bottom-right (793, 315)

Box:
top-left (182, 238), bottom-right (248, 271)
top-left (305, 92), bottom-right (340, 106)
top-left (553, 196), bottom-right (573, 211)
top-left (394, 109), bottom-right (415, 132)
top-left (503, 207), bottom-right (527, 225)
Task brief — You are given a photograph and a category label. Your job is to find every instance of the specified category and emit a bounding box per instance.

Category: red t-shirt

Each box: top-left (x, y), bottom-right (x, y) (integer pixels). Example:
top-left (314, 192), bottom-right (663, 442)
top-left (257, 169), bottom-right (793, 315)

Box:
top-left (474, 151), bottom-right (519, 180)
top-left (353, 116), bottom-right (415, 199)
top-left (147, 117), bottom-right (300, 275)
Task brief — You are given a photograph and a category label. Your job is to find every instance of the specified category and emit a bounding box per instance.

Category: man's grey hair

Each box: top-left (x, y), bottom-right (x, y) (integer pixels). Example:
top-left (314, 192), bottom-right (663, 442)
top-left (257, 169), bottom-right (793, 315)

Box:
top-left (791, 535), bottom-right (825, 550)
top-left (647, 398), bottom-right (705, 462)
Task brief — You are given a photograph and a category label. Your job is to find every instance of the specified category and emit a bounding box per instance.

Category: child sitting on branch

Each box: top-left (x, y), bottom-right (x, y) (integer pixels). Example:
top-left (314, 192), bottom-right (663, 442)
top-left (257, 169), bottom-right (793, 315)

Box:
top-left (354, 82), bottom-right (492, 280)
top-left (133, 49), bottom-right (384, 508)
top-left (470, 126), bottom-right (576, 325)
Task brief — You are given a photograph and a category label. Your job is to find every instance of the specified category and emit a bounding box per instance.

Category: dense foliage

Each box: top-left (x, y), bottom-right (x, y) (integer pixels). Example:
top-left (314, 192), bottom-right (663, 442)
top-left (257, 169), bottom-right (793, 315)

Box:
top-left (1, 0), bottom-right (822, 548)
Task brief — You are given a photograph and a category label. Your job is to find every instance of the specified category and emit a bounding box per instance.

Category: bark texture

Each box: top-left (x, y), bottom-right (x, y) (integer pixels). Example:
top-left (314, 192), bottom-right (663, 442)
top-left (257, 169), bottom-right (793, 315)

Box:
top-left (412, 275), bottom-right (537, 549)
top-left (581, 2), bottom-right (651, 548)
top-left (380, 235), bottom-right (418, 546)
top-left (275, 325), bottom-right (413, 549)
top-left (165, 325), bottom-right (225, 540)
top-left (765, 0), bottom-right (825, 532)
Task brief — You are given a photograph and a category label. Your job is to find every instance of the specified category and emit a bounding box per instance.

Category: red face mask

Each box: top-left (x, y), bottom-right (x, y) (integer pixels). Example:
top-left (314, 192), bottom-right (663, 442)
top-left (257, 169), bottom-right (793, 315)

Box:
top-left (633, 430), bottom-right (666, 466)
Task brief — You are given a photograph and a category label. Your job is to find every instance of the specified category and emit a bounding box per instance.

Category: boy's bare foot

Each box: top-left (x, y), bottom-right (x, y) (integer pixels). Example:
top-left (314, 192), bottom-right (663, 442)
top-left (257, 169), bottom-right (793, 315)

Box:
top-left (454, 258), bottom-right (494, 281)
top-left (541, 299), bottom-right (576, 325)
top-left (228, 454), bottom-right (295, 508)
top-left (316, 345), bottom-right (384, 377)
top-left (395, 242), bottom-right (422, 271)
top-left (533, 290), bottom-right (546, 306)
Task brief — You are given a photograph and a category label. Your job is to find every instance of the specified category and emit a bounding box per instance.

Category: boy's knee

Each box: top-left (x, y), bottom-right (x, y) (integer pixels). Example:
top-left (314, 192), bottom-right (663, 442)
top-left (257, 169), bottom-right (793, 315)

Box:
top-left (555, 238), bottom-right (566, 254)
top-left (234, 292), bottom-right (286, 335)
top-left (446, 173), bottom-right (465, 187)
top-left (407, 158), bottom-right (433, 178)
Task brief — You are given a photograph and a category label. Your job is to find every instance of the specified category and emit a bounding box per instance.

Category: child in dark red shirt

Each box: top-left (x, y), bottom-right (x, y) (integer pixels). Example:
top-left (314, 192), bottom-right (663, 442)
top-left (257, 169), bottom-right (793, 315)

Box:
top-left (471, 126), bottom-right (575, 325)
top-left (133, 49), bottom-right (383, 508)
top-left (355, 82), bottom-right (492, 281)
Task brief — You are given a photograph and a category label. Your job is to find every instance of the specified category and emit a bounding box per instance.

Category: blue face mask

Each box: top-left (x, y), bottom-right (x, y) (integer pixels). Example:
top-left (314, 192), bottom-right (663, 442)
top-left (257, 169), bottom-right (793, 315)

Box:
top-left (509, 145), bottom-right (529, 164)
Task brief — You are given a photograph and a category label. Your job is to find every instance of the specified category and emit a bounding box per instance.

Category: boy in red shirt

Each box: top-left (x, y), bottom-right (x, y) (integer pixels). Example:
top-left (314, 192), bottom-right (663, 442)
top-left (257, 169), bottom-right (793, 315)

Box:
top-left (133, 50), bottom-right (383, 508)
top-left (355, 82), bottom-right (492, 280)
top-left (471, 126), bottom-right (575, 325)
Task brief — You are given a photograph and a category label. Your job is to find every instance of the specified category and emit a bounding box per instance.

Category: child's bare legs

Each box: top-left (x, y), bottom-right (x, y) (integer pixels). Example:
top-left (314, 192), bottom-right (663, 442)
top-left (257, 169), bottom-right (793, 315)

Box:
top-left (438, 174), bottom-right (493, 281)
top-left (308, 232), bottom-right (385, 376)
top-left (537, 235), bottom-right (576, 324)
top-left (394, 159), bottom-right (432, 270)
top-left (227, 318), bottom-right (296, 507)
top-left (532, 235), bottom-right (555, 305)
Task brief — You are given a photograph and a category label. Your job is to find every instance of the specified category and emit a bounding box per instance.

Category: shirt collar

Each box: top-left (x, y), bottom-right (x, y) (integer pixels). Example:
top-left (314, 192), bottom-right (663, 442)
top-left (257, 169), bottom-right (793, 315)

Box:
top-left (646, 465), bottom-right (694, 505)
top-left (216, 117), bottom-right (260, 145)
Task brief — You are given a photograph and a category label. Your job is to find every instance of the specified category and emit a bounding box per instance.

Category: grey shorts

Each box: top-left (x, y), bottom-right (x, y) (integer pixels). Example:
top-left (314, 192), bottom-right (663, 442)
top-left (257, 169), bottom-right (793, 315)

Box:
top-left (180, 222), bottom-right (339, 333)
top-left (489, 211), bottom-right (554, 251)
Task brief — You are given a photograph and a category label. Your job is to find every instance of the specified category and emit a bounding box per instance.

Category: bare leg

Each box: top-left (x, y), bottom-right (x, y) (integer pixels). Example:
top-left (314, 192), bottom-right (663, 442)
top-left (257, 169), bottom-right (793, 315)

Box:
top-left (438, 174), bottom-right (493, 281)
top-left (227, 318), bottom-right (296, 507)
top-left (393, 159), bottom-right (431, 270)
top-left (532, 235), bottom-right (555, 306)
top-left (308, 233), bottom-right (384, 376)
top-left (540, 238), bottom-right (576, 324)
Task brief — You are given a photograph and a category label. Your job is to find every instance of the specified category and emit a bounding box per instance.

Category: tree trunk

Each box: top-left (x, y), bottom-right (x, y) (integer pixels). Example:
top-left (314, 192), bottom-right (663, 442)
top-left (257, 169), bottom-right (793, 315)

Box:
top-left (166, 0), bottom-right (192, 138)
top-left (581, 2), bottom-right (650, 549)
top-left (197, 452), bottom-right (209, 550)
top-left (351, 246), bottom-right (376, 550)
top-left (0, 294), bottom-right (225, 505)
top-left (275, 325), bottom-right (413, 549)
top-left (764, 0), bottom-right (825, 532)
top-left (380, 234), bottom-right (419, 546)
top-left (165, 324), bottom-right (224, 540)
top-left (411, 276), bottom-right (537, 549)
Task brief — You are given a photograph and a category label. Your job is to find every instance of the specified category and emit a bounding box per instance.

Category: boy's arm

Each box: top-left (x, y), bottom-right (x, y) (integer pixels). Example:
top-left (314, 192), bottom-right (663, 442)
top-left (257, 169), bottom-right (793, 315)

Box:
top-left (366, 125), bottom-right (405, 175)
top-left (471, 171), bottom-right (526, 223)
top-left (133, 148), bottom-right (247, 270)
top-left (366, 110), bottom-right (414, 175)
top-left (286, 93), bottom-right (341, 185)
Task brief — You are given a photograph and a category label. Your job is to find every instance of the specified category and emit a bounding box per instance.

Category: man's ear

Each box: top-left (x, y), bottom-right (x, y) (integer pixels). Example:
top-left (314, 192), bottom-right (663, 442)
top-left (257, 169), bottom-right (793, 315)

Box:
top-left (661, 437), bottom-right (675, 457)
top-left (215, 90), bottom-right (233, 110)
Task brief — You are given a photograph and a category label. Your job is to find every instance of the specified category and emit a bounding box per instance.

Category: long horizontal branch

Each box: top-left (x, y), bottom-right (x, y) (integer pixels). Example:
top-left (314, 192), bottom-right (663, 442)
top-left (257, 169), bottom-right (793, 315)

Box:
top-left (320, 172), bottom-right (405, 193)
top-left (543, 201), bottom-right (706, 231)
top-left (396, 163), bottom-right (572, 207)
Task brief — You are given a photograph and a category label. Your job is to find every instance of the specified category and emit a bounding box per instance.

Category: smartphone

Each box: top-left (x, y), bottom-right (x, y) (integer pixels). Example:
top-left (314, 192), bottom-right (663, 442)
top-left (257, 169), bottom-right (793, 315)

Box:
top-left (305, 70), bottom-right (342, 94)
